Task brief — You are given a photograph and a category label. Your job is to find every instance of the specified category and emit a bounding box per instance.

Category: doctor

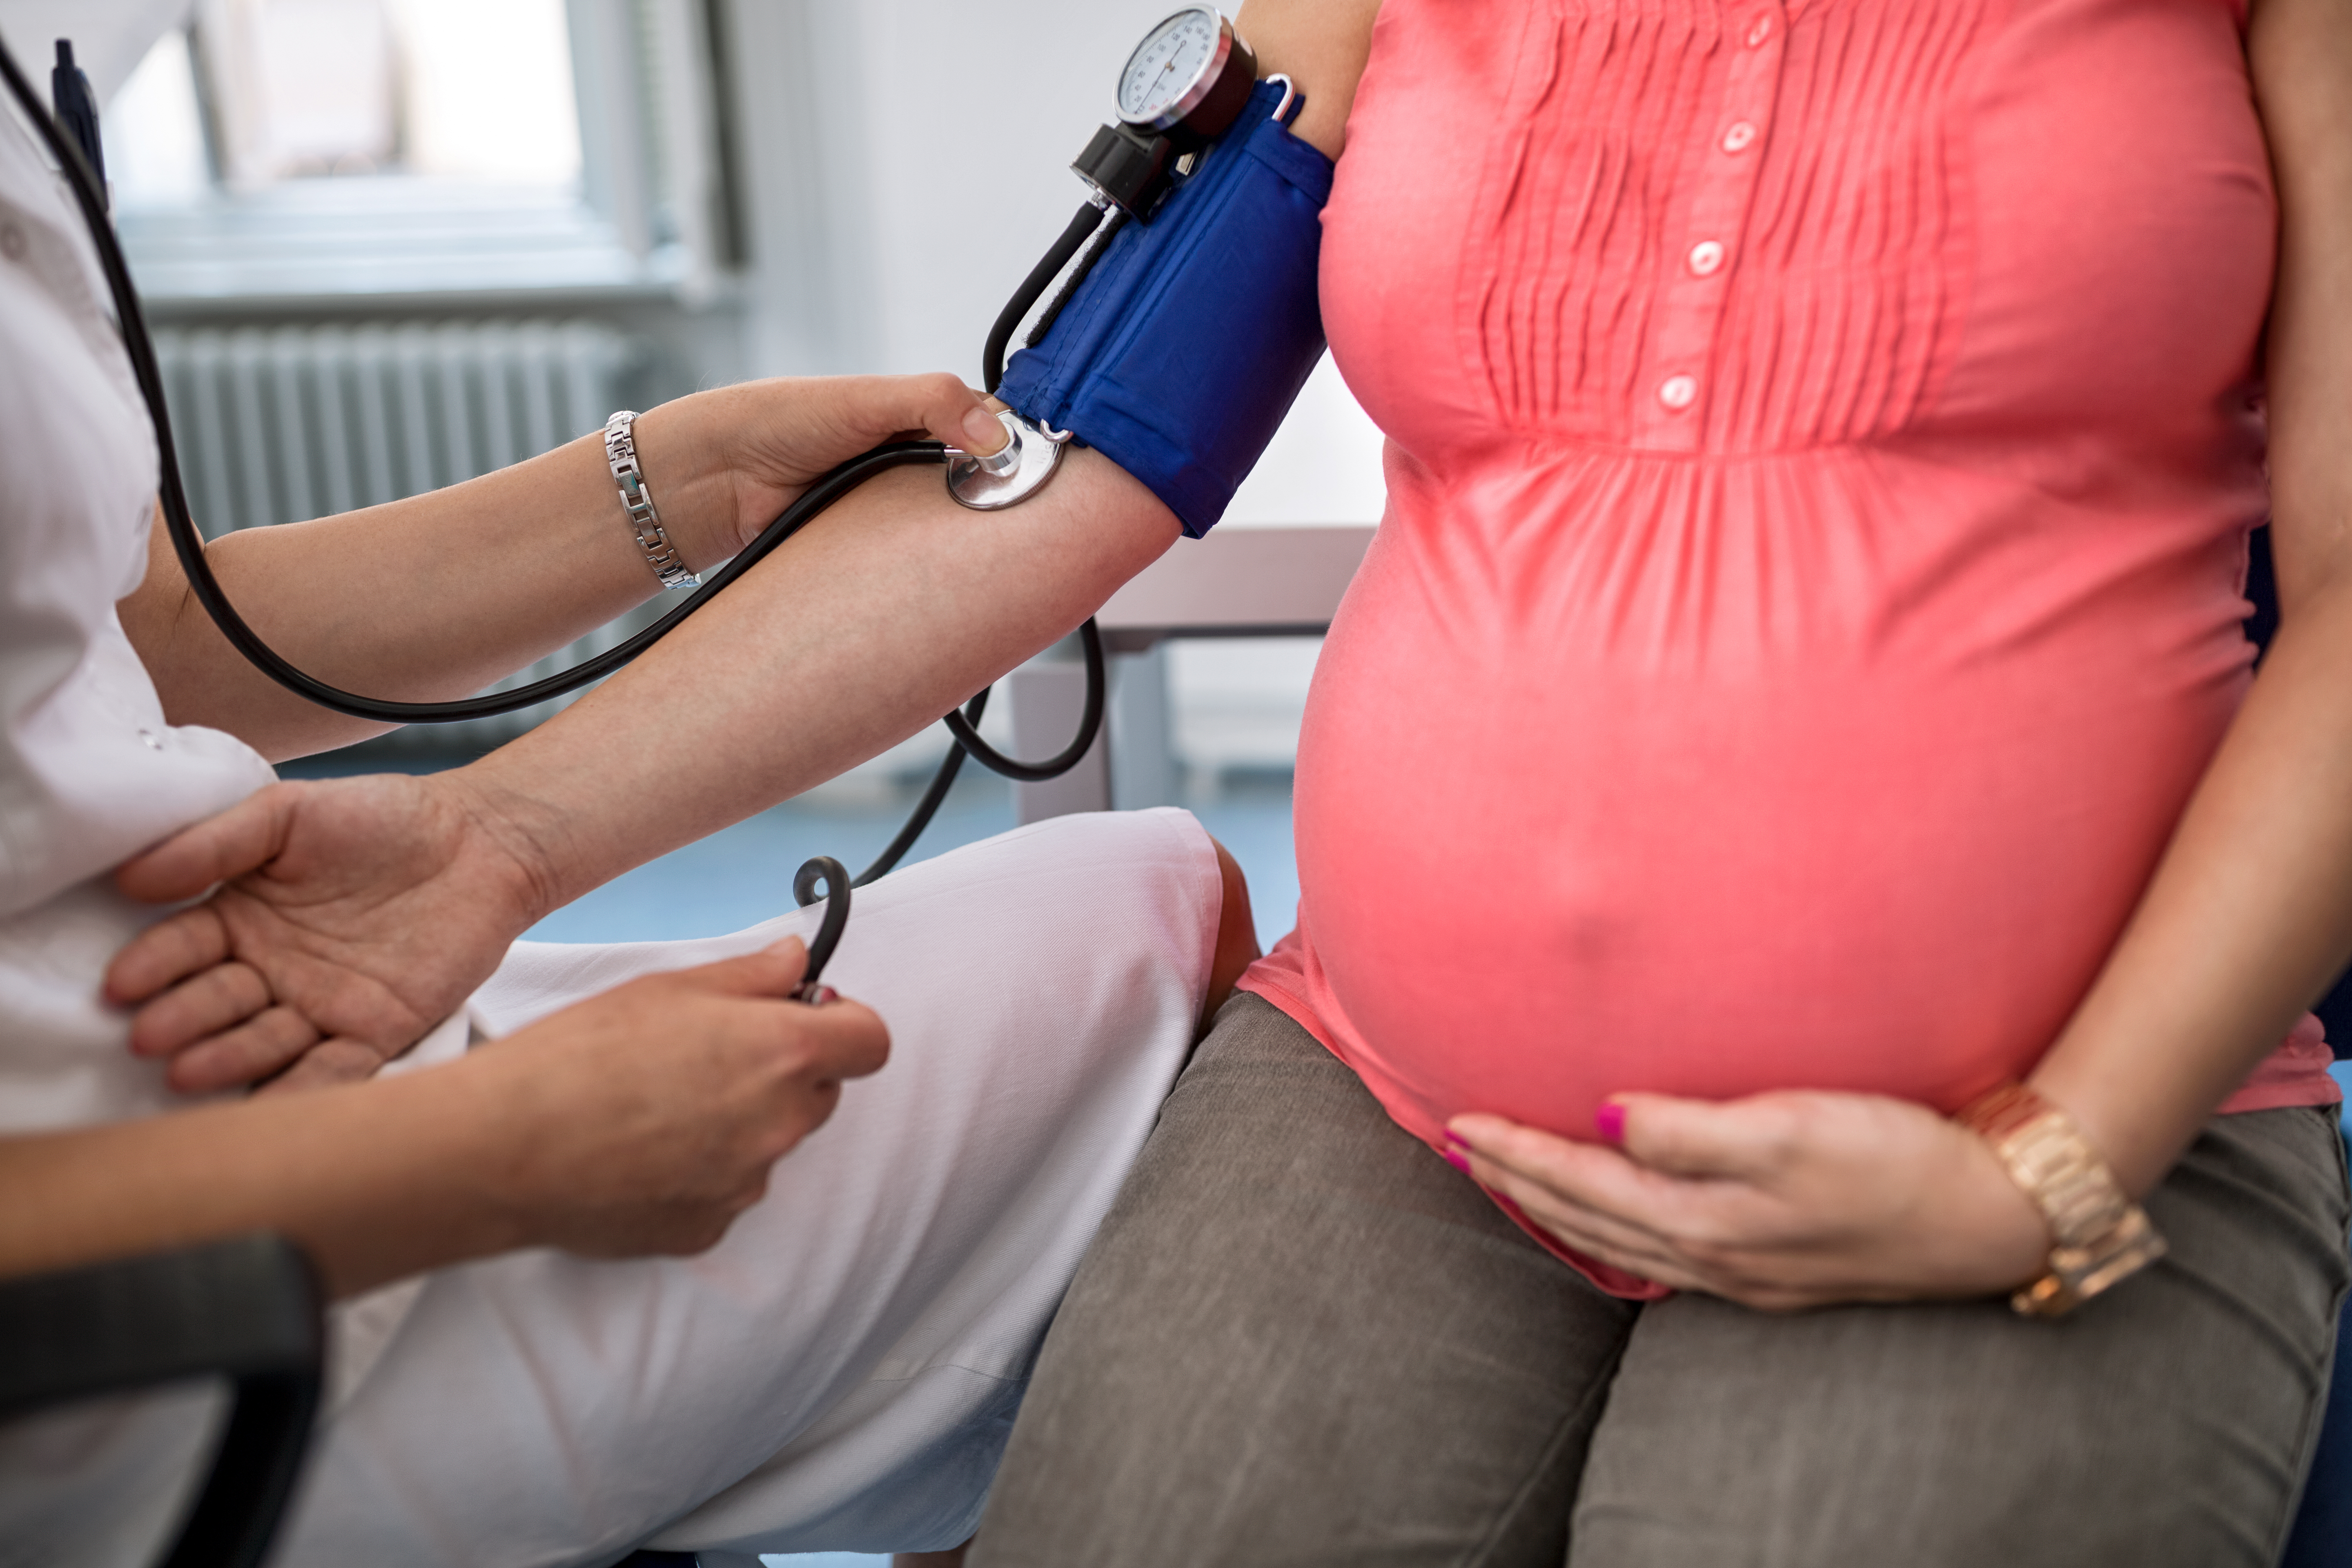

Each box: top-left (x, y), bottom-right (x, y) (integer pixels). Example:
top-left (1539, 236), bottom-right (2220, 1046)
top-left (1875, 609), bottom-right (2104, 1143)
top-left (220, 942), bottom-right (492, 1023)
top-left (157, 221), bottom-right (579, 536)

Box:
top-left (0, 6), bottom-right (1254, 1564)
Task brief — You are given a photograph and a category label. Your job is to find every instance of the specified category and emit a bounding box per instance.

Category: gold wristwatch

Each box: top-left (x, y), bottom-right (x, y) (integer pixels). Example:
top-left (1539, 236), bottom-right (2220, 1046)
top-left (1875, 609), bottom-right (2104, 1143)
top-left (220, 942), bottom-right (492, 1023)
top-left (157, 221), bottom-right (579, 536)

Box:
top-left (1955, 1082), bottom-right (2167, 1319)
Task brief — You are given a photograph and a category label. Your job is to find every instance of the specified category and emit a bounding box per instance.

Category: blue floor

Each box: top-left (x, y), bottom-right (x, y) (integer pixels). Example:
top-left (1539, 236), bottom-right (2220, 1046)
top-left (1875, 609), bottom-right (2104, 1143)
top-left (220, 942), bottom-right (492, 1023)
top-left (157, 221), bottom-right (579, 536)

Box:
top-left (523, 775), bottom-right (1303, 951)
top-left (278, 751), bottom-right (1302, 950)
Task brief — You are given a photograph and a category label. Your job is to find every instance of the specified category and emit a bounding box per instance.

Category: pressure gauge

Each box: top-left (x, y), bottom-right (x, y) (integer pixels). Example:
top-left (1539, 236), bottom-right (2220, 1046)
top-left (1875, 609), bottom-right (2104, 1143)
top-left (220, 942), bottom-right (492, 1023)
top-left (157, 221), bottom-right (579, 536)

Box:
top-left (1116, 6), bottom-right (1259, 147)
top-left (1072, 7), bottom-right (1262, 220)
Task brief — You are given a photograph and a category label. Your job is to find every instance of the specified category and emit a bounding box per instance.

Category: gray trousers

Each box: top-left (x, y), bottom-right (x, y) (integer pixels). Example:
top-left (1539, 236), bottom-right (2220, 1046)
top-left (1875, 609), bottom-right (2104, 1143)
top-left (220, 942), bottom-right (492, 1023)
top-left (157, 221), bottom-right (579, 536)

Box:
top-left (969, 994), bottom-right (2352, 1568)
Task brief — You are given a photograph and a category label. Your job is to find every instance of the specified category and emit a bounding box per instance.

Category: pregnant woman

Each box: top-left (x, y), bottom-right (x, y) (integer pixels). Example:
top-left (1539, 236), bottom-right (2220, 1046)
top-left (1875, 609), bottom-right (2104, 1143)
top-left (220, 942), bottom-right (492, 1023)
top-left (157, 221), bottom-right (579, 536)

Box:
top-left (968, 0), bottom-right (2352, 1562)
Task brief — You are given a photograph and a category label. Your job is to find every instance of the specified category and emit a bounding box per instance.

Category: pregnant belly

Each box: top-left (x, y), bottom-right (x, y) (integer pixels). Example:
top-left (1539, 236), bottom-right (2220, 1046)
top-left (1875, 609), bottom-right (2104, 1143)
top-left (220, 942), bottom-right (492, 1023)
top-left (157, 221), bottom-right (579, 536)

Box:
top-left (1283, 461), bottom-right (2254, 1147)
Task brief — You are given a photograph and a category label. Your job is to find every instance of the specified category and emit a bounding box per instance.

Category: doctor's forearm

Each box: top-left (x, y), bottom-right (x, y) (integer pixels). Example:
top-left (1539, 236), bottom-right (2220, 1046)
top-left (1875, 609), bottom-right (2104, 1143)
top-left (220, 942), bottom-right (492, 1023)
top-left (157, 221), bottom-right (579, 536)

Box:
top-left (452, 450), bottom-right (1179, 916)
top-left (116, 376), bottom-right (1007, 762)
top-left (0, 1062), bottom-right (522, 1298)
top-left (119, 425), bottom-right (682, 760)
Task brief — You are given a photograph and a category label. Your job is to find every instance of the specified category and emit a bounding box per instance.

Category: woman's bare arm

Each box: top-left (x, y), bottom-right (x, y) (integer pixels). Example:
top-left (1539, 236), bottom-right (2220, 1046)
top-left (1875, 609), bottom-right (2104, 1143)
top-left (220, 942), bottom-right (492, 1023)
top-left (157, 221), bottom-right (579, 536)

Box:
top-left (2023, 0), bottom-right (2352, 1191)
top-left (460, 448), bottom-right (1180, 913)
top-left (1234, 0), bottom-right (1382, 159)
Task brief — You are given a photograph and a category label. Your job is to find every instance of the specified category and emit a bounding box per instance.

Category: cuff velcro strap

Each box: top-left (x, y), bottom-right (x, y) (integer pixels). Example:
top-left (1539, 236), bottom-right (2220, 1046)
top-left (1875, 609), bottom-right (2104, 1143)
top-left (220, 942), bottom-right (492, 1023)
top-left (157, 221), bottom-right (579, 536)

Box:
top-left (998, 80), bottom-right (1334, 539)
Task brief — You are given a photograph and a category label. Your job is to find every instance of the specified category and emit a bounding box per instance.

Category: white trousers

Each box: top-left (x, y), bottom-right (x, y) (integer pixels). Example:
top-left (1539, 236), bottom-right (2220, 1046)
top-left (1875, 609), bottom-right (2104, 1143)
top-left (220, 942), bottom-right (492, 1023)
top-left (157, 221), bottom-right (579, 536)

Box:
top-left (273, 808), bottom-right (1221, 1568)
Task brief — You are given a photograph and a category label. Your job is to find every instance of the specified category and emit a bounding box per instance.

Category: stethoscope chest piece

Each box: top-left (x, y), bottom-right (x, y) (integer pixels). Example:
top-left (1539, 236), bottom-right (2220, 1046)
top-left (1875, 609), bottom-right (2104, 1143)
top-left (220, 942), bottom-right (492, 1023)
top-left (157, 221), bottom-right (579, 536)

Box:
top-left (946, 409), bottom-right (1069, 511)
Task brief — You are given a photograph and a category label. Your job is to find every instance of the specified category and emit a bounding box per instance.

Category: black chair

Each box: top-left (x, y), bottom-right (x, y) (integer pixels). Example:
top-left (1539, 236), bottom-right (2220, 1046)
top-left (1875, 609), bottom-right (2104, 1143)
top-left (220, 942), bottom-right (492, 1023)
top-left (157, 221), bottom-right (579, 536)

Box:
top-left (0, 1233), bottom-right (324, 1568)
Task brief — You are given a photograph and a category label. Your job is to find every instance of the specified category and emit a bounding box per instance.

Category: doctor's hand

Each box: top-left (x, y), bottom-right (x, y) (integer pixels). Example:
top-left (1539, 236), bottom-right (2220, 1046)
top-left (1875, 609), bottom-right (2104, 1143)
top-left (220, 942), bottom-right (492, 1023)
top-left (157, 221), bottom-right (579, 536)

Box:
top-left (471, 937), bottom-right (889, 1260)
top-left (105, 773), bottom-right (544, 1095)
top-left (632, 372), bottom-right (1013, 568)
top-left (1446, 1092), bottom-right (2052, 1310)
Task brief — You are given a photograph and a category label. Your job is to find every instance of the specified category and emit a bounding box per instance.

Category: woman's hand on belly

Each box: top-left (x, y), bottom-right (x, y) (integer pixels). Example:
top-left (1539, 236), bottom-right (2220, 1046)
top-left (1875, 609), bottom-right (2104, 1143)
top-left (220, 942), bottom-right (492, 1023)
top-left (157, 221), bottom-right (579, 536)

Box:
top-left (1446, 1093), bottom-right (2051, 1310)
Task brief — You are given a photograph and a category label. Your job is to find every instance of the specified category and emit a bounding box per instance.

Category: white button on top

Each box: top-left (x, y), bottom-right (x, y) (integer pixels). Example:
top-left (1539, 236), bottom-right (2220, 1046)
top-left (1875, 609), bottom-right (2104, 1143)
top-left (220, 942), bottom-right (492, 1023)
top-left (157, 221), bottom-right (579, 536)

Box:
top-left (1746, 13), bottom-right (1775, 45)
top-left (1721, 120), bottom-right (1757, 154)
top-left (1688, 240), bottom-right (1726, 276)
top-left (1657, 374), bottom-right (1699, 410)
top-left (137, 728), bottom-right (163, 751)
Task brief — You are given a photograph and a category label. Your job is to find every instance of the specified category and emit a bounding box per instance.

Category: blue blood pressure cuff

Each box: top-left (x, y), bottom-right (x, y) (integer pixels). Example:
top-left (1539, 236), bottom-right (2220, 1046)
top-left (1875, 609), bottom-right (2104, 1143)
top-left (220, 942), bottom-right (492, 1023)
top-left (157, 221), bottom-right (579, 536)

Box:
top-left (998, 80), bottom-right (1333, 539)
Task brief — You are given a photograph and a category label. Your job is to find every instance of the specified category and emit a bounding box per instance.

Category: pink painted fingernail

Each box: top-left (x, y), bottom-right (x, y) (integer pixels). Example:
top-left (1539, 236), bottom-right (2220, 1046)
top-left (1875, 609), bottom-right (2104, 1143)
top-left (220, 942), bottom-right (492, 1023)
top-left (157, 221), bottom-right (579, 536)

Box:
top-left (1442, 1128), bottom-right (1469, 1151)
top-left (1594, 1102), bottom-right (1626, 1144)
top-left (1443, 1147), bottom-right (1471, 1175)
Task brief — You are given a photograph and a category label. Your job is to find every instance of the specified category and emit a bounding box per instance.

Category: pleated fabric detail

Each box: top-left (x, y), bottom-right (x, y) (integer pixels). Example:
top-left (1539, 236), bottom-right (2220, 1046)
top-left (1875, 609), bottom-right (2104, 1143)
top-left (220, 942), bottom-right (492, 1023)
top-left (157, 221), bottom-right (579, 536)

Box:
top-left (1458, 0), bottom-right (1992, 454)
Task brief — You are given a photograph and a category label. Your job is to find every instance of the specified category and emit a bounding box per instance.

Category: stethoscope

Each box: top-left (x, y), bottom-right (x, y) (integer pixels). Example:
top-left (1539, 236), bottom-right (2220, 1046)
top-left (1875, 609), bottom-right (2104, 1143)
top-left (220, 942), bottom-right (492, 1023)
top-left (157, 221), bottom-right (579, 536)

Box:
top-left (0, 7), bottom-right (1263, 995)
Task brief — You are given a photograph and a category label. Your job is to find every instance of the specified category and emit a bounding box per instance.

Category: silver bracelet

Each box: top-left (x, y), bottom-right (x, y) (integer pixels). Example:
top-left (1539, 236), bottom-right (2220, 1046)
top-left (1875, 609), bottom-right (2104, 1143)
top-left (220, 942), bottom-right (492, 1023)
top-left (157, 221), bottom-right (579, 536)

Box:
top-left (603, 410), bottom-right (700, 591)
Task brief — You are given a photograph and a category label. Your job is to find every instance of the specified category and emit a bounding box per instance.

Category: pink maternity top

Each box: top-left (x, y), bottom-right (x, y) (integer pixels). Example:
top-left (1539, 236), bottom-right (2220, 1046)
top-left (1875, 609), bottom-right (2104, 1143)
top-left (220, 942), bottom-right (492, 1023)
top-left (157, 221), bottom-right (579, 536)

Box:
top-left (1237, 0), bottom-right (2340, 1294)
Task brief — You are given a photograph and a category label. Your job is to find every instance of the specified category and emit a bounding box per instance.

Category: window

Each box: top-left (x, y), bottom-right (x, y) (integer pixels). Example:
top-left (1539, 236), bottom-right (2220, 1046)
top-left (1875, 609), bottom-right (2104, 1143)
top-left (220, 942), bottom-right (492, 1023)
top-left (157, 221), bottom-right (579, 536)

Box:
top-left (104, 0), bottom-right (736, 304)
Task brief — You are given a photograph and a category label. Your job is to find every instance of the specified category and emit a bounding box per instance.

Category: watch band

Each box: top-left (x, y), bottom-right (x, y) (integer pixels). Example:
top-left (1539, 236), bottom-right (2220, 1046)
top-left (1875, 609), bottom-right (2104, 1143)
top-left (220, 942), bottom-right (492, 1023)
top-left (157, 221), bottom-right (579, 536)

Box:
top-left (1956, 1082), bottom-right (2167, 1319)
top-left (602, 410), bottom-right (699, 591)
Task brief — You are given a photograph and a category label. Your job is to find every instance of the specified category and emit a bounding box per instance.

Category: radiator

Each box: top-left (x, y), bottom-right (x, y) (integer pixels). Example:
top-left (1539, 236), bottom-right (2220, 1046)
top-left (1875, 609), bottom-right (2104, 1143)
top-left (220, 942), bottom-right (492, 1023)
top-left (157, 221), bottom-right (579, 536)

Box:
top-left (151, 319), bottom-right (647, 749)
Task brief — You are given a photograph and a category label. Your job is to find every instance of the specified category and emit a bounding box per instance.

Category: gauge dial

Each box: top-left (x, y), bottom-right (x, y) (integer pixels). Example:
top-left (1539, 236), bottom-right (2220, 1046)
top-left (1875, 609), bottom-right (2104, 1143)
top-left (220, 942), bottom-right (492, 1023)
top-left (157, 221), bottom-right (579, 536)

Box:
top-left (1118, 7), bottom-right (1230, 129)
